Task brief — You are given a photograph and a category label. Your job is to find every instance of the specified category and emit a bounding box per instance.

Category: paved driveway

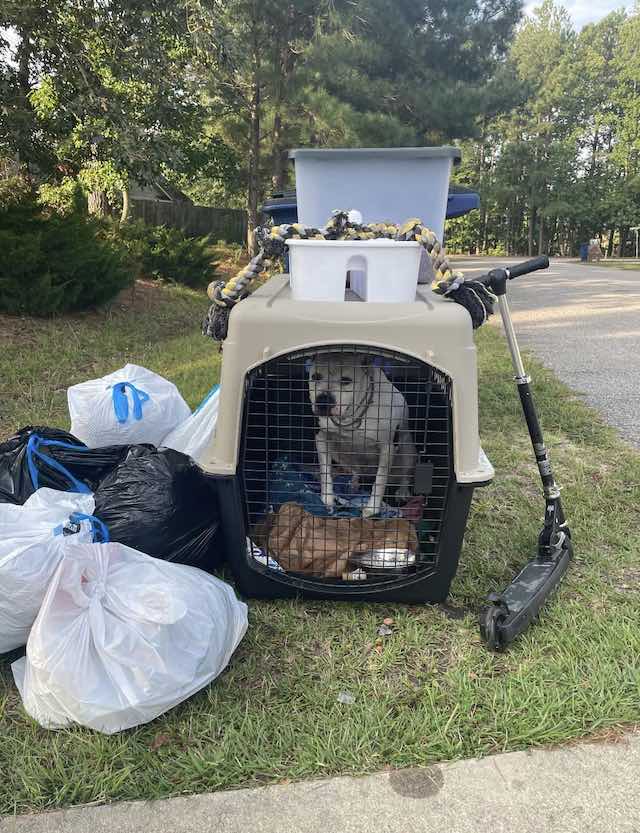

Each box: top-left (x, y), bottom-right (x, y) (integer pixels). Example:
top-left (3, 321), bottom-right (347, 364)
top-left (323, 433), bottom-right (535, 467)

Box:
top-left (454, 258), bottom-right (640, 447)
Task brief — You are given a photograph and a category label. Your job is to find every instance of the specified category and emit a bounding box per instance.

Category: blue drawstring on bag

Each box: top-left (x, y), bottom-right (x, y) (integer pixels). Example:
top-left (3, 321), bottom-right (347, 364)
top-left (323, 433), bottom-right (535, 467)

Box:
top-left (69, 512), bottom-right (110, 543)
top-left (192, 383), bottom-right (220, 415)
top-left (26, 435), bottom-right (92, 494)
top-left (111, 382), bottom-right (150, 424)
top-left (53, 512), bottom-right (110, 543)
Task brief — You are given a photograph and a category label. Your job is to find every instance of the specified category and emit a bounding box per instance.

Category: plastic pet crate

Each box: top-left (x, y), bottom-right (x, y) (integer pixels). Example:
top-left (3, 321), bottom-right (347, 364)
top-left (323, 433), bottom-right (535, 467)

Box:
top-left (201, 275), bottom-right (494, 602)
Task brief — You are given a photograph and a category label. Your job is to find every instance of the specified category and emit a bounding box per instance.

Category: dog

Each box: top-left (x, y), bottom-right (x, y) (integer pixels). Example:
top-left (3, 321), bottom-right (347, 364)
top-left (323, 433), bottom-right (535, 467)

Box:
top-left (308, 351), bottom-right (417, 517)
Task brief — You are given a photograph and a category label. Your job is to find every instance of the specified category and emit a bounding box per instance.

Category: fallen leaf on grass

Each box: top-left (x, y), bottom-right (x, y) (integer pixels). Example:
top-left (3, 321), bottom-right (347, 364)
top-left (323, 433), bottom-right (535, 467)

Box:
top-left (149, 733), bottom-right (172, 752)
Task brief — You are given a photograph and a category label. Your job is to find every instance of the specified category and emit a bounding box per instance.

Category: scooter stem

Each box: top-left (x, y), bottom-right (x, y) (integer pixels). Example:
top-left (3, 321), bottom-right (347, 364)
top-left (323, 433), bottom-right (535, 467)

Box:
top-left (496, 293), bottom-right (560, 502)
top-left (497, 294), bottom-right (527, 381)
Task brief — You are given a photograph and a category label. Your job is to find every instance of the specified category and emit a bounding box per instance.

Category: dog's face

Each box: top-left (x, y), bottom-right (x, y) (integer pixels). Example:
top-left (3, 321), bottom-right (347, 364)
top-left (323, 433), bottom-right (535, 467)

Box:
top-left (307, 352), bottom-right (369, 419)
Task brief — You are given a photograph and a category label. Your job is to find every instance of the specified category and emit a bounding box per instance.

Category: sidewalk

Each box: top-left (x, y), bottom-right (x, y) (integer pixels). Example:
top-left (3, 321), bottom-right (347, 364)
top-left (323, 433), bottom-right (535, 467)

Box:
top-left (3, 732), bottom-right (639, 833)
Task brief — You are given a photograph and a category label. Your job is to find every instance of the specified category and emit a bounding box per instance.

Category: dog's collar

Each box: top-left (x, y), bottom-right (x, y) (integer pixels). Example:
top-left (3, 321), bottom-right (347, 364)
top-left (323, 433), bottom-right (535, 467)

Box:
top-left (329, 371), bottom-right (375, 430)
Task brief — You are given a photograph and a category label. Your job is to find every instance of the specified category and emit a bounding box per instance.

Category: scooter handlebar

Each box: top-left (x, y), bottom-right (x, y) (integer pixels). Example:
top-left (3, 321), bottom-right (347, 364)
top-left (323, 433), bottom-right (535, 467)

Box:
top-left (506, 256), bottom-right (549, 280)
top-left (475, 256), bottom-right (550, 295)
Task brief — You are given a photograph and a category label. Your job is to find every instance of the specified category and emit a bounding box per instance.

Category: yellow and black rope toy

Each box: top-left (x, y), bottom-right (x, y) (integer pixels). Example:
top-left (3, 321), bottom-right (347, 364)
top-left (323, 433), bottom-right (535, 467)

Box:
top-left (202, 210), bottom-right (495, 341)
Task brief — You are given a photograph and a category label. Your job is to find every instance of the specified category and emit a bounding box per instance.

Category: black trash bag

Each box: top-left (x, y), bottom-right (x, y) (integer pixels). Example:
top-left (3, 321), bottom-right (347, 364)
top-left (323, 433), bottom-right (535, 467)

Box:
top-left (0, 426), bottom-right (153, 505)
top-left (93, 447), bottom-right (221, 570)
top-left (45, 440), bottom-right (153, 491)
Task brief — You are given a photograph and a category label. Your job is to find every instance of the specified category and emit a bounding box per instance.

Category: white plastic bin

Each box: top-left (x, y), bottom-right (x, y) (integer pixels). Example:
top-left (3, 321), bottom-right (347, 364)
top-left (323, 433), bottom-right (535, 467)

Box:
top-left (286, 239), bottom-right (422, 303)
top-left (289, 147), bottom-right (461, 243)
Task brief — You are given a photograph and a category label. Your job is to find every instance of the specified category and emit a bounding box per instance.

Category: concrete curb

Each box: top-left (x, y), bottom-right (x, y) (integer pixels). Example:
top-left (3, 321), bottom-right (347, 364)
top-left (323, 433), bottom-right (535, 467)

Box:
top-left (2, 733), bottom-right (639, 833)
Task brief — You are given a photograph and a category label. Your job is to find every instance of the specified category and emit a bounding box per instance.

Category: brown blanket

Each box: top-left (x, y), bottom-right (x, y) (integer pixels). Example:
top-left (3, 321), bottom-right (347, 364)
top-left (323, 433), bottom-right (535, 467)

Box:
top-left (267, 502), bottom-right (418, 578)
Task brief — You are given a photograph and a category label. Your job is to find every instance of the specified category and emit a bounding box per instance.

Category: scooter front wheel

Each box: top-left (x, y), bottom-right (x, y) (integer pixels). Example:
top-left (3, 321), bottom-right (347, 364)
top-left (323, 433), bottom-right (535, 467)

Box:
top-left (479, 597), bottom-right (509, 651)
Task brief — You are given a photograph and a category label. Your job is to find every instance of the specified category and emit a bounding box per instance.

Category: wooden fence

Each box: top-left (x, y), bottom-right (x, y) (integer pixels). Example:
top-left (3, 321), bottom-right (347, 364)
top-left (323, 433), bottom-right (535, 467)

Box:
top-left (130, 199), bottom-right (247, 244)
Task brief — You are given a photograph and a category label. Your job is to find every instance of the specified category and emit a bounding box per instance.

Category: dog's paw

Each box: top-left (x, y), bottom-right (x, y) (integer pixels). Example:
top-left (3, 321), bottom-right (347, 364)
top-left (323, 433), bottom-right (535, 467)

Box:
top-left (362, 500), bottom-right (379, 518)
top-left (322, 493), bottom-right (335, 510)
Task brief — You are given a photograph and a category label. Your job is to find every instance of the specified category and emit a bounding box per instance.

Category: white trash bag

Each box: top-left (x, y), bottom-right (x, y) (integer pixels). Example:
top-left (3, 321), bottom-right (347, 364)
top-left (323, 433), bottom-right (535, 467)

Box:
top-left (161, 384), bottom-right (220, 462)
top-left (0, 488), bottom-right (97, 654)
top-left (67, 363), bottom-right (191, 447)
top-left (12, 541), bottom-right (248, 734)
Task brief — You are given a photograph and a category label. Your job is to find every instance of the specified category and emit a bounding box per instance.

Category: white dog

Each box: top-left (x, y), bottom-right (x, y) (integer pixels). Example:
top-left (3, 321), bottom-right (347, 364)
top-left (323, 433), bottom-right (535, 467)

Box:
top-left (308, 352), bottom-right (417, 517)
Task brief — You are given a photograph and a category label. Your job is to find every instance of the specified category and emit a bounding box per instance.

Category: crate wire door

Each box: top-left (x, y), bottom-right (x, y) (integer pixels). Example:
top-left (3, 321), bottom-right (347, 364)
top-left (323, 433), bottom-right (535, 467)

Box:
top-left (239, 345), bottom-right (453, 592)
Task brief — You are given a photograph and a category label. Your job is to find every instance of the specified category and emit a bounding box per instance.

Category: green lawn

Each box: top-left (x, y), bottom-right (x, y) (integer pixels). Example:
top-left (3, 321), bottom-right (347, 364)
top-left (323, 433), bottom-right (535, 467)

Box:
top-left (1, 281), bottom-right (639, 816)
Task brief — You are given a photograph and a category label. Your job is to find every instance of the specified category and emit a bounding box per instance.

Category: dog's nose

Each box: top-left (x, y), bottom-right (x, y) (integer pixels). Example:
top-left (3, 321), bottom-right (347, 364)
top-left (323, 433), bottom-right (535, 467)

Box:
top-left (314, 391), bottom-right (335, 415)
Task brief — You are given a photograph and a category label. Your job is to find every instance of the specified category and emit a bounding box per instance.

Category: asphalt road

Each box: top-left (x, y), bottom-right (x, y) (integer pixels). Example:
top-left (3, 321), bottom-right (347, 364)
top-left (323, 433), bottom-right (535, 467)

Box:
top-left (455, 257), bottom-right (640, 447)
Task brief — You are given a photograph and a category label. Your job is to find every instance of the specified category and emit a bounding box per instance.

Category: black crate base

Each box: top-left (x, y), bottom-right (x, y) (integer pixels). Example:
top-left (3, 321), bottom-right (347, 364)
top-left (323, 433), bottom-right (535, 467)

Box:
top-left (214, 475), bottom-right (475, 604)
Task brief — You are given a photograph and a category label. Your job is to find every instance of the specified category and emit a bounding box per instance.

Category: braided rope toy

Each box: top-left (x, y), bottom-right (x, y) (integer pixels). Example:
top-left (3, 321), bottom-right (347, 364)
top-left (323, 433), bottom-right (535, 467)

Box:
top-left (202, 210), bottom-right (495, 341)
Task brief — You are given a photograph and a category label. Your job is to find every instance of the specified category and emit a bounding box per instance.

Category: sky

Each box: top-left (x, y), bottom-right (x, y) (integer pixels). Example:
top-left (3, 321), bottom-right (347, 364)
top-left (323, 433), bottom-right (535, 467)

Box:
top-left (525, 0), bottom-right (637, 28)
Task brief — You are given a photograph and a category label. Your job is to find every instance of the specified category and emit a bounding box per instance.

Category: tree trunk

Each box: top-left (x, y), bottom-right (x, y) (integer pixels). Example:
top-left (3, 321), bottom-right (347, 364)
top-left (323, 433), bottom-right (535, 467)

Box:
top-left (271, 110), bottom-right (286, 193)
top-left (479, 201), bottom-right (488, 253)
top-left (538, 214), bottom-right (545, 255)
top-left (570, 229), bottom-right (578, 257)
top-left (606, 230), bottom-right (615, 258)
top-left (528, 205), bottom-right (537, 257)
top-left (88, 190), bottom-right (109, 217)
top-left (513, 207), bottom-right (521, 255)
top-left (17, 28), bottom-right (31, 97)
top-left (478, 131), bottom-right (487, 253)
top-left (618, 226), bottom-right (628, 258)
top-left (16, 26), bottom-right (33, 173)
top-left (589, 129), bottom-right (599, 178)
top-left (504, 208), bottom-right (510, 256)
top-left (246, 32), bottom-right (261, 255)
top-left (120, 188), bottom-right (130, 224)
top-left (549, 217), bottom-right (559, 255)
top-left (271, 33), bottom-right (285, 193)
top-left (271, 12), bottom-right (295, 194)
top-left (247, 94), bottom-right (260, 254)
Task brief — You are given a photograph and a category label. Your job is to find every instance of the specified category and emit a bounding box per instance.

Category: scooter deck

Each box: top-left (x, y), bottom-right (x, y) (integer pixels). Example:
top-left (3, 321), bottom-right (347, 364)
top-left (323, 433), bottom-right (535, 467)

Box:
top-left (480, 541), bottom-right (572, 650)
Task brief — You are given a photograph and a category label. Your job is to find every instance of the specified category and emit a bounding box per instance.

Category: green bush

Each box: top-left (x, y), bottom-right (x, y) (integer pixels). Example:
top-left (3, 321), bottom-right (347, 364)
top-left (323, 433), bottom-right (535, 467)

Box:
top-left (39, 177), bottom-right (88, 216)
top-left (115, 221), bottom-right (217, 287)
top-left (0, 175), bottom-right (32, 209)
top-left (108, 219), bottom-right (150, 275)
top-left (0, 198), bottom-right (132, 316)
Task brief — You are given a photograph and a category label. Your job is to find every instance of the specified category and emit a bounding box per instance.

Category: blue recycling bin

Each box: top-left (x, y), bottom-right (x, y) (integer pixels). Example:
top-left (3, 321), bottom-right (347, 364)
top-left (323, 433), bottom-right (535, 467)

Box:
top-left (261, 185), bottom-right (480, 226)
top-left (260, 192), bottom-right (298, 225)
top-left (446, 186), bottom-right (481, 218)
top-left (579, 243), bottom-right (589, 262)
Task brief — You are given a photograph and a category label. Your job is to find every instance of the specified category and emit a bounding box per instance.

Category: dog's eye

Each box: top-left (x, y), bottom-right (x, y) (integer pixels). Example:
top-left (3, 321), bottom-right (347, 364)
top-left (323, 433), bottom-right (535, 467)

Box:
top-left (310, 372), bottom-right (323, 382)
top-left (340, 376), bottom-right (353, 385)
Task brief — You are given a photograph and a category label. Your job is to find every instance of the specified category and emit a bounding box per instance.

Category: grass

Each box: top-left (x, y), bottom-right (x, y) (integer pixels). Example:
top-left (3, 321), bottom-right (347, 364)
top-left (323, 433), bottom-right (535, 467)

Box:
top-left (1, 280), bottom-right (640, 816)
top-left (0, 280), bottom-right (223, 430)
top-left (208, 240), bottom-right (249, 282)
top-left (581, 260), bottom-right (640, 272)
